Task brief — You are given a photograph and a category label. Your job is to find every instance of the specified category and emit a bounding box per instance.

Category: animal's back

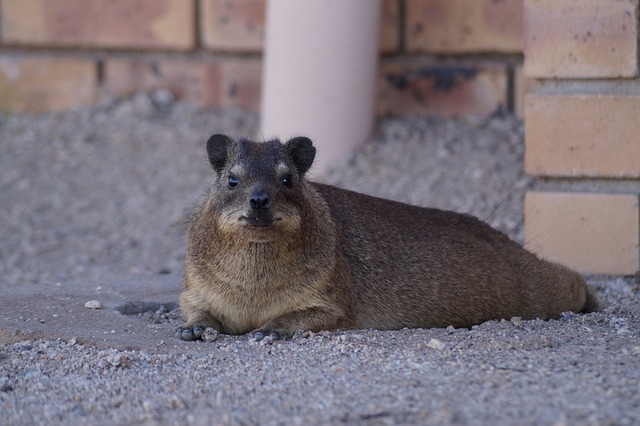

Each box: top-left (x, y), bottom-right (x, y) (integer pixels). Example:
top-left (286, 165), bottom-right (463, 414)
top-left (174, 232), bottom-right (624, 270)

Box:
top-left (313, 183), bottom-right (596, 329)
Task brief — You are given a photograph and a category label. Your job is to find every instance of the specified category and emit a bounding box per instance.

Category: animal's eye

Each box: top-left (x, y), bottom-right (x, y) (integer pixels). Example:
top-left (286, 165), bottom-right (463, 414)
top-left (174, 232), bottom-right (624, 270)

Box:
top-left (282, 174), bottom-right (293, 188)
top-left (227, 175), bottom-right (239, 189)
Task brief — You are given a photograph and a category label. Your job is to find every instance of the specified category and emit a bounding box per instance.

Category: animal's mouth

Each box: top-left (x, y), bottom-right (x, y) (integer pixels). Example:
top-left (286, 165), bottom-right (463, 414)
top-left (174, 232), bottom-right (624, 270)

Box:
top-left (239, 215), bottom-right (282, 228)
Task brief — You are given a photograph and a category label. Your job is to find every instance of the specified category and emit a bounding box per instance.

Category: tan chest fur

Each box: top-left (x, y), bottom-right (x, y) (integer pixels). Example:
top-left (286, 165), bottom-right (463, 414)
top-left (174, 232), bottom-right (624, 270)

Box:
top-left (186, 240), bottom-right (333, 334)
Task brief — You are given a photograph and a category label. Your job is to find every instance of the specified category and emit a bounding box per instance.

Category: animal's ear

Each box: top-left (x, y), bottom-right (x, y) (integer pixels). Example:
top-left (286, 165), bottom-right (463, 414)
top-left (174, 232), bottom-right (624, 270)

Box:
top-left (206, 134), bottom-right (234, 174)
top-left (284, 137), bottom-right (316, 176)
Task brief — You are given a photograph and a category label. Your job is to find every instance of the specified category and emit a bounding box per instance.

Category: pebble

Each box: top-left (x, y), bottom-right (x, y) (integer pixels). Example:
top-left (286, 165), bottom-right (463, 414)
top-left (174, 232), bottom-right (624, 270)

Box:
top-left (427, 338), bottom-right (445, 350)
top-left (560, 312), bottom-right (575, 321)
top-left (142, 400), bottom-right (157, 412)
top-left (84, 300), bottom-right (103, 309)
top-left (108, 354), bottom-right (123, 367)
top-left (150, 89), bottom-right (175, 110)
top-left (510, 317), bottom-right (524, 328)
top-left (259, 335), bottom-right (275, 346)
top-left (0, 376), bottom-right (13, 392)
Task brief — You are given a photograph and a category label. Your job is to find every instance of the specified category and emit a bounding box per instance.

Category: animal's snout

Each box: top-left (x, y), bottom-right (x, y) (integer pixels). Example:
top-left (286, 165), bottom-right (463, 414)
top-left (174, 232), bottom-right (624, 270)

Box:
top-left (250, 189), bottom-right (271, 209)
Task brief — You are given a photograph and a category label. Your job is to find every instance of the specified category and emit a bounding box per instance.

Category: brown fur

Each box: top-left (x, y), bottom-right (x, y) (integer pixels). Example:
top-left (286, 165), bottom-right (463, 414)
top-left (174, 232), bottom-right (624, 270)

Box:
top-left (178, 134), bottom-right (600, 340)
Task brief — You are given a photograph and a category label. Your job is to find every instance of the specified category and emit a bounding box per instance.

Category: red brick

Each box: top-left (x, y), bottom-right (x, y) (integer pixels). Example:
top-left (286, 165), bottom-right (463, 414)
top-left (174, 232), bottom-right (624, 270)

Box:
top-left (380, 0), bottom-right (401, 53)
top-left (525, 191), bottom-right (639, 275)
top-left (199, 0), bottom-right (400, 53)
top-left (218, 60), bottom-right (262, 111)
top-left (104, 58), bottom-right (261, 111)
top-left (405, 0), bottom-right (523, 54)
top-left (377, 61), bottom-right (508, 117)
top-left (0, 56), bottom-right (97, 113)
top-left (104, 59), bottom-right (219, 105)
top-left (0, 0), bottom-right (195, 50)
top-left (525, 95), bottom-right (640, 178)
top-left (200, 0), bottom-right (265, 52)
top-left (524, 0), bottom-right (639, 78)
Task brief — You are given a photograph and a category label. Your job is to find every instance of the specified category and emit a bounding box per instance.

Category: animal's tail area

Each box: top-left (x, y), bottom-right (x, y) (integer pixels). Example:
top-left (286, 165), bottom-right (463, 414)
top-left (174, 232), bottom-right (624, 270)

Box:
top-left (527, 258), bottom-right (602, 318)
top-left (581, 285), bottom-right (602, 313)
top-left (561, 265), bottom-right (602, 314)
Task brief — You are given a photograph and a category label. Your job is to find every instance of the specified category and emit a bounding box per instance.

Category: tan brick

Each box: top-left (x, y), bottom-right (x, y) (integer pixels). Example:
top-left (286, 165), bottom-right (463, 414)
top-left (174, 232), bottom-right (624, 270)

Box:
top-left (525, 95), bottom-right (640, 178)
top-left (104, 58), bottom-right (261, 111)
top-left (1, 0), bottom-right (195, 50)
top-left (380, 0), bottom-right (401, 53)
top-left (200, 0), bottom-right (265, 52)
top-left (0, 56), bottom-right (97, 113)
top-left (405, 0), bottom-right (523, 53)
top-left (523, 0), bottom-right (639, 78)
top-left (377, 61), bottom-right (508, 117)
top-left (525, 191), bottom-right (639, 275)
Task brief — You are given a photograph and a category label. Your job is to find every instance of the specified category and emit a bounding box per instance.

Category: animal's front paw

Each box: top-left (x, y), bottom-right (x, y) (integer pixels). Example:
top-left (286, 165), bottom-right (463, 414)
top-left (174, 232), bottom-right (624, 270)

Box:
top-left (177, 324), bottom-right (206, 341)
top-left (250, 329), bottom-right (291, 341)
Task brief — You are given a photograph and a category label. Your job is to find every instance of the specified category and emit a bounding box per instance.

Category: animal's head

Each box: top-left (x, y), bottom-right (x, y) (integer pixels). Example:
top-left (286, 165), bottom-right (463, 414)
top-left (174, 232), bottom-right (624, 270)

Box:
top-left (204, 134), bottom-right (316, 241)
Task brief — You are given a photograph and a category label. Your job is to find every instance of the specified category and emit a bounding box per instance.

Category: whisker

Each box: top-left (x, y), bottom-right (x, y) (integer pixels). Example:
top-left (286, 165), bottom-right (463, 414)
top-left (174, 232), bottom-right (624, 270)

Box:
top-left (522, 226), bottom-right (550, 252)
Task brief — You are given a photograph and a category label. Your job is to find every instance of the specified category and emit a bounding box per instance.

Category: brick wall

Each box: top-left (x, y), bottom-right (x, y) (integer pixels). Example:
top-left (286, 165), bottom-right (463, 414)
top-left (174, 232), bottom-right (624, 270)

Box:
top-left (0, 0), bottom-right (524, 117)
top-left (2, 1), bottom-right (636, 275)
top-left (523, 0), bottom-right (640, 275)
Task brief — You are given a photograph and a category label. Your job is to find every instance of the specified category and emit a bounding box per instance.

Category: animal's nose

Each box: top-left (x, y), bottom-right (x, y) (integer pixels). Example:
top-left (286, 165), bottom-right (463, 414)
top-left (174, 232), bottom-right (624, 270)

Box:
top-left (250, 189), bottom-right (271, 209)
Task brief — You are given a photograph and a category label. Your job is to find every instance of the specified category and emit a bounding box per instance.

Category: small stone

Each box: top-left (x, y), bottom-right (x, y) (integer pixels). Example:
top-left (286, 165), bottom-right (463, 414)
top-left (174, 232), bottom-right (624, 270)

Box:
top-left (427, 338), bottom-right (445, 350)
top-left (0, 376), bottom-right (13, 392)
top-left (631, 346), bottom-right (640, 355)
top-left (260, 335), bottom-right (275, 346)
top-left (202, 327), bottom-right (219, 342)
top-left (292, 330), bottom-right (308, 339)
top-left (445, 326), bottom-right (455, 334)
top-left (560, 312), bottom-right (575, 321)
top-left (510, 316), bottom-right (523, 327)
top-left (68, 337), bottom-right (77, 346)
top-left (108, 354), bottom-right (122, 367)
top-left (150, 89), bottom-right (175, 110)
top-left (84, 300), bottom-right (103, 309)
top-left (142, 399), bottom-right (157, 412)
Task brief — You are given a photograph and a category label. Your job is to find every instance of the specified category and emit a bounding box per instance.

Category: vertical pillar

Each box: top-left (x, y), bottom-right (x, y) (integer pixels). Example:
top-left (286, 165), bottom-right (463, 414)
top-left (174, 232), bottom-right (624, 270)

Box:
top-left (260, 0), bottom-right (382, 175)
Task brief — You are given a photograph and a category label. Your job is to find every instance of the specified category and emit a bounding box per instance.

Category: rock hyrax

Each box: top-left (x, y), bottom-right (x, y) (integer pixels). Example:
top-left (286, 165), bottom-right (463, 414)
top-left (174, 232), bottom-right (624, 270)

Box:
top-left (178, 134), bottom-right (600, 341)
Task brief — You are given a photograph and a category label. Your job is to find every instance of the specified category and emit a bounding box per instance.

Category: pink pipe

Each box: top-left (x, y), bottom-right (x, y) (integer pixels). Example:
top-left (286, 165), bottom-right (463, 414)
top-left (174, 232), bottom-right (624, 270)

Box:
top-left (260, 0), bottom-right (382, 176)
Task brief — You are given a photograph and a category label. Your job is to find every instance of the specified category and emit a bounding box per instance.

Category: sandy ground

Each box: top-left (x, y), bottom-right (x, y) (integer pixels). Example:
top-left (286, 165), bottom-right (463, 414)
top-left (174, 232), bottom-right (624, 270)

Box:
top-left (1, 96), bottom-right (639, 425)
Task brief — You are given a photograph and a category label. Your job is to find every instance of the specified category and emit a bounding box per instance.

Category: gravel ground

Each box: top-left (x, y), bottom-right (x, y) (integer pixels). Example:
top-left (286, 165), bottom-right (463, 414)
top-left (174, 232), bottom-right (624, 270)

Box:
top-left (1, 96), bottom-right (639, 425)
